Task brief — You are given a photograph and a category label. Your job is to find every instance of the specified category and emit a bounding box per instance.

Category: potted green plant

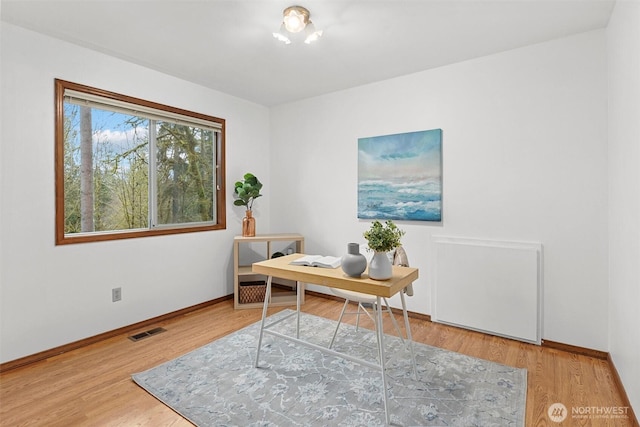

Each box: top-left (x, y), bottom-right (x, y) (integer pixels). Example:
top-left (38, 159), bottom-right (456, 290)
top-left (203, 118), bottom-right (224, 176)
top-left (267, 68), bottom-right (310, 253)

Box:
top-left (363, 220), bottom-right (405, 280)
top-left (234, 173), bottom-right (263, 236)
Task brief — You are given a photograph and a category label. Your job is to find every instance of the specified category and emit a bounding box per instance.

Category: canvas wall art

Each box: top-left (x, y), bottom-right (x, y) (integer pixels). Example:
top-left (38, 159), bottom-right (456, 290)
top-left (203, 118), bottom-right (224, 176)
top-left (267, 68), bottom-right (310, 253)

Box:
top-left (358, 128), bottom-right (442, 221)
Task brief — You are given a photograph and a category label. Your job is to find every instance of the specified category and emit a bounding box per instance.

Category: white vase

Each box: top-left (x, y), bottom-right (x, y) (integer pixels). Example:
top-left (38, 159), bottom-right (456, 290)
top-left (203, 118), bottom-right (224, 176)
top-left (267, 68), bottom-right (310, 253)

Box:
top-left (369, 251), bottom-right (392, 280)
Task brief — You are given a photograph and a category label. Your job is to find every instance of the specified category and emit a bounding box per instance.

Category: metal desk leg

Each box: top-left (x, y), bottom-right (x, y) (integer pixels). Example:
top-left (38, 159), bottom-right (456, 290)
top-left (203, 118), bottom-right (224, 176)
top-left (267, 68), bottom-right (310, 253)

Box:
top-left (376, 296), bottom-right (391, 425)
top-left (400, 291), bottom-right (418, 380)
top-left (254, 275), bottom-right (273, 368)
top-left (296, 281), bottom-right (301, 339)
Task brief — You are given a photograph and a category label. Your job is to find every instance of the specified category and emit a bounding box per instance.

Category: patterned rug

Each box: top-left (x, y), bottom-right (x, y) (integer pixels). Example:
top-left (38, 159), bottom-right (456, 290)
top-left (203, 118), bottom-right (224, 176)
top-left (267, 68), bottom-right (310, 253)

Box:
top-left (132, 309), bottom-right (526, 426)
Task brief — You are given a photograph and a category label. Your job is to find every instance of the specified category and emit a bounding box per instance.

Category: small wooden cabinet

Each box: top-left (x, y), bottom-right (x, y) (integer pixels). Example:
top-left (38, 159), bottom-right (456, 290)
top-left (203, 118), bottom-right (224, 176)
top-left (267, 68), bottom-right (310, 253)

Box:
top-left (233, 234), bottom-right (305, 309)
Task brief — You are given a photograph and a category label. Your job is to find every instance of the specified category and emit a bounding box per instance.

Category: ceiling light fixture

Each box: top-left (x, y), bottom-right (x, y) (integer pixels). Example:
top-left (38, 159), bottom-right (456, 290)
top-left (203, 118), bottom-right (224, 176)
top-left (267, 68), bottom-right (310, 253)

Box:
top-left (273, 5), bottom-right (323, 45)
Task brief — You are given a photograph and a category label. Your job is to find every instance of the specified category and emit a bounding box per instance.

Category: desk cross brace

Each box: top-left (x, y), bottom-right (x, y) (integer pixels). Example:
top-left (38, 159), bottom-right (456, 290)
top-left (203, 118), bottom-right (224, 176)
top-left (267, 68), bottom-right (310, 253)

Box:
top-left (254, 274), bottom-right (420, 425)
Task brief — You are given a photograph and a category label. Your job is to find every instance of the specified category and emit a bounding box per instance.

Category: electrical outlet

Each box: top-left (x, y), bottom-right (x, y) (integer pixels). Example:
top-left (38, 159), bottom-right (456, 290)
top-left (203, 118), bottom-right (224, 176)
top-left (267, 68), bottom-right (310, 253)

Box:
top-left (112, 287), bottom-right (122, 302)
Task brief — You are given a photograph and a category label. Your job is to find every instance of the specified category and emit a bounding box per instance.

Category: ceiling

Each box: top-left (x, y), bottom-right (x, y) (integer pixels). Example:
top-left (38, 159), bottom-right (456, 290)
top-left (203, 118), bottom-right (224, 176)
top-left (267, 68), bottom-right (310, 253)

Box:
top-left (1, 0), bottom-right (615, 106)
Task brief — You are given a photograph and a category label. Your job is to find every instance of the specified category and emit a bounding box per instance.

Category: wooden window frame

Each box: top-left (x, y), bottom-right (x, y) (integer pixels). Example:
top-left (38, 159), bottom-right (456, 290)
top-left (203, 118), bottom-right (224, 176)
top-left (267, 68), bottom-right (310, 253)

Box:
top-left (54, 79), bottom-right (226, 245)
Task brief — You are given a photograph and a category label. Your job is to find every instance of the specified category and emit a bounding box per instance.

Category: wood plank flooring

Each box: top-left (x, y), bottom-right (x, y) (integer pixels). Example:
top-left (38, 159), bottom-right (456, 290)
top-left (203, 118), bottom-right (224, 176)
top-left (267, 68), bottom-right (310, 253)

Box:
top-left (0, 294), bottom-right (635, 426)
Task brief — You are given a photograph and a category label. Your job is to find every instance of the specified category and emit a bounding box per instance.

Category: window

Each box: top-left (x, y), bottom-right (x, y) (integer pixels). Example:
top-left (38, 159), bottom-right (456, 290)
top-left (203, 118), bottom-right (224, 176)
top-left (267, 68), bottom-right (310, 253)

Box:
top-left (55, 79), bottom-right (226, 244)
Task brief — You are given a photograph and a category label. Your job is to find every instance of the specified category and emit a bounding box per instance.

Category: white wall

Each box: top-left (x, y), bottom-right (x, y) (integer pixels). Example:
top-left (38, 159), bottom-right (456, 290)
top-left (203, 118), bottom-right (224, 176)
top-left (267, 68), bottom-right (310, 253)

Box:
top-left (0, 19), bottom-right (619, 365)
top-left (270, 30), bottom-right (609, 351)
top-left (607, 0), bottom-right (640, 413)
top-left (0, 23), bottom-right (271, 363)
top-left (0, 2), bottom-right (4, 357)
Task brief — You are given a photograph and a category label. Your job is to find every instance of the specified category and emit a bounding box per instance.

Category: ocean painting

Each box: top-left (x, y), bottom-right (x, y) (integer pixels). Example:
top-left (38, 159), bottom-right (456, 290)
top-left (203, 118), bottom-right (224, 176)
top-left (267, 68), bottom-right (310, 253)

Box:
top-left (358, 129), bottom-right (442, 221)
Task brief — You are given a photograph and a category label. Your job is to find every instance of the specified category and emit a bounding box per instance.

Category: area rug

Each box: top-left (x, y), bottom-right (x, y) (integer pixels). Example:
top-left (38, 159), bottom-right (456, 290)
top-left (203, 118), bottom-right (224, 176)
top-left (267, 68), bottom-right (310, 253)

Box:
top-left (132, 309), bottom-right (526, 426)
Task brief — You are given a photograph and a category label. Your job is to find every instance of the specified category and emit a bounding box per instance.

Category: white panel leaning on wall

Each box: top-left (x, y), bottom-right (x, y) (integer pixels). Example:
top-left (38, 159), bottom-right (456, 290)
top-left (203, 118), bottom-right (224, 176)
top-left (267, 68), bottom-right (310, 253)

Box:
top-left (431, 236), bottom-right (543, 344)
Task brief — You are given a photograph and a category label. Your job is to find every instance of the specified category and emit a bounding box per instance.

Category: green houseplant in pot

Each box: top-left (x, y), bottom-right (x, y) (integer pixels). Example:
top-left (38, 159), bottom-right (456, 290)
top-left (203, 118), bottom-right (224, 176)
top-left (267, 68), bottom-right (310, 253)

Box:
top-left (234, 173), bottom-right (263, 236)
top-left (363, 220), bottom-right (405, 280)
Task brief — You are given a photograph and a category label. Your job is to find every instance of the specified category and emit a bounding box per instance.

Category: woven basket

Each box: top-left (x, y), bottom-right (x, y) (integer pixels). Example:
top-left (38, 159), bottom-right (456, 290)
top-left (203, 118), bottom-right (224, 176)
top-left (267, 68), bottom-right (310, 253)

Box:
top-left (238, 281), bottom-right (267, 304)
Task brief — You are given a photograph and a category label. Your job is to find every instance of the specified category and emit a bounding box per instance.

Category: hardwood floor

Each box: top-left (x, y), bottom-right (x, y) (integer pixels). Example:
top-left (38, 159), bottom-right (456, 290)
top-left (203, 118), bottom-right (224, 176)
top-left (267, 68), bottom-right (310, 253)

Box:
top-left (0, 294), bottom-right (635, 426)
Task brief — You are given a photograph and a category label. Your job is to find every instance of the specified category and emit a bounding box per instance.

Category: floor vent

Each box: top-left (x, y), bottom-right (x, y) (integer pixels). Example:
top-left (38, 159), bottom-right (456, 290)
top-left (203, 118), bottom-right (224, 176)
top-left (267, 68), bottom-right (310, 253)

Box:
top-left (128, 327), bottom-right (167, 342)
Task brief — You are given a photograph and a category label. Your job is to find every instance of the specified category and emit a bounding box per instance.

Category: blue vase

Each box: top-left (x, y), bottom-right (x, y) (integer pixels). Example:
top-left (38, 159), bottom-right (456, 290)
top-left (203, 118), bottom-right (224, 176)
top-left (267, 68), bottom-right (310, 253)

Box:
top-left (341, 243), bottom-right (367, 278)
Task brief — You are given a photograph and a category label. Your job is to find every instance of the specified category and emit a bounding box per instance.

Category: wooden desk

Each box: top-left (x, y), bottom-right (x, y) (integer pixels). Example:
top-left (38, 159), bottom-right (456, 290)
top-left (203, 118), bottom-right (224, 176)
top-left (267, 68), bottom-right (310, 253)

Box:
top-left (252, 253), bottom-right (418, 298)
top-left (252, 253), bottom-right (419, 425)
